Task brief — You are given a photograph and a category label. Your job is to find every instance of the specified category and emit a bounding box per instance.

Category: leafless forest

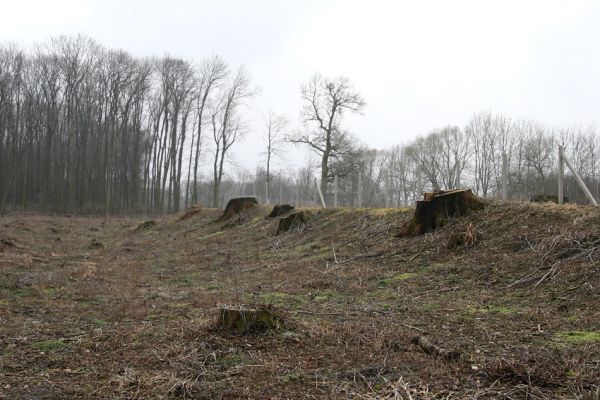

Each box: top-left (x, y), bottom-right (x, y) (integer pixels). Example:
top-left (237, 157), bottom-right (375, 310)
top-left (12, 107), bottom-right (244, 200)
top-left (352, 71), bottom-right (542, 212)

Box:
top-left (1, 35), bottom-right (599, 215)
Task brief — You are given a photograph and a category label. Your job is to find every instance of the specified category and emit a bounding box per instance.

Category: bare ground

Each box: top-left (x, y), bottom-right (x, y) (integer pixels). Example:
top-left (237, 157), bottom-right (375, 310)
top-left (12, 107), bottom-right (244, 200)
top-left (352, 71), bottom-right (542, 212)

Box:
top-left (0, 203), bottom-right (599, 399)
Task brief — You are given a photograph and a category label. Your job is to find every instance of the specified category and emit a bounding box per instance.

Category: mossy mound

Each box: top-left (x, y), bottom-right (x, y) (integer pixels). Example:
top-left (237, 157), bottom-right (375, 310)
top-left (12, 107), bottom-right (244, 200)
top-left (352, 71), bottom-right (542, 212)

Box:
top-left (217, 306), bottom-right (284, 335)
top-left (268, 204), bottom-right (295, 218)
top-left (275, 210), bottom-right (313, 235)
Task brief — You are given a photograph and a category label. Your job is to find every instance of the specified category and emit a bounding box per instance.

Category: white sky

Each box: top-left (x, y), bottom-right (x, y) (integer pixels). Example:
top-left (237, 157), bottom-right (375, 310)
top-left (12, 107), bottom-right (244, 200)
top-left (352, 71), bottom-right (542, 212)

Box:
top-left (2, 0), bottom-right (600, 176)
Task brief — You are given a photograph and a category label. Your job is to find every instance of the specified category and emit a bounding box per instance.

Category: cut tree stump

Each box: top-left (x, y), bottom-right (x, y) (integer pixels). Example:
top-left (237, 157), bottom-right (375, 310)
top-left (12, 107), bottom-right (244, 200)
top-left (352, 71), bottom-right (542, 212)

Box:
top-left (275, 210), bottom-right (312, 235)
top-left (136, 220), bottom-right (156, 230)
top-left (217, 197), bottom-right (258, 222)
top-left (401, 189), bottom-right (484, 236)
top-left (268, 204), bottom-right (295, 218)
top-left (217, 306), bottom-right (283, 334)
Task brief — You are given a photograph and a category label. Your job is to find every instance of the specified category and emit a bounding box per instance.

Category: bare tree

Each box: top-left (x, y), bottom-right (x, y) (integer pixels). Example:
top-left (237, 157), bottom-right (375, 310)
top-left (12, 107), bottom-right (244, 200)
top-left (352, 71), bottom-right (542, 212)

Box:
top-left (211, 67), bottom-right (254, 207)
top-left (262, 110), bottom-right (288, 202)
top-left (290, 73), bottom-right (365, 201)
top-left (467, 111), bottom-right (497, 197)
top-left (189, 56), bottom-right (228, 205)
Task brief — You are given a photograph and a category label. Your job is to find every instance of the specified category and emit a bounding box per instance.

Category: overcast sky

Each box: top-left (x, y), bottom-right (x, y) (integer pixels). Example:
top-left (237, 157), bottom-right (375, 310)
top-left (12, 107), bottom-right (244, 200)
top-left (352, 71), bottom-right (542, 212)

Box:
top-left (2, 0), bottom-right (600, 174)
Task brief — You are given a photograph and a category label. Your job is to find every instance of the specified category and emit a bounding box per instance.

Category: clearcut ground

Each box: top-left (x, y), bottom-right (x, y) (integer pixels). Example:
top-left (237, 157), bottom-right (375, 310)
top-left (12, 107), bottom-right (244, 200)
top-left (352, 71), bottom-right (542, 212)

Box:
top-left (0, 203), bottom-right (598, 399)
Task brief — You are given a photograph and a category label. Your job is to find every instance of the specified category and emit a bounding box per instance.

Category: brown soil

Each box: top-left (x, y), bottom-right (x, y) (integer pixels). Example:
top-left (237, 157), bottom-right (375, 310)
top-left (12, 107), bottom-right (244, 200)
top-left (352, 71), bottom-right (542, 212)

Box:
top-left (0, 203), bottom-right (598, 399)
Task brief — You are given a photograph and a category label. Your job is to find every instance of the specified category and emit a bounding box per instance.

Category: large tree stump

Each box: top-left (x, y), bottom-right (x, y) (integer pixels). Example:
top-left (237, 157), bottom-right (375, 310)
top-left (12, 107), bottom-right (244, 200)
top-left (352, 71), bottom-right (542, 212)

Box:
top-left (268, 204), bottom-right (295, 218)
top-left (217, 306), bottom-right (283, 334)
top-left (217, 197), bottom-right (258, 222)
top-left (275, 210), bottom-right (312, 235)
top-left (401, 189), bottom-right (484, 236)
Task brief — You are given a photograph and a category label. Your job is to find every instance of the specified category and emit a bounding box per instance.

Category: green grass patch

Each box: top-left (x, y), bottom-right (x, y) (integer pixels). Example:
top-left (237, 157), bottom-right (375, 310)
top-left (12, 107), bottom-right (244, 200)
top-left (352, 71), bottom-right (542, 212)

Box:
top-left (74, 297), bottom-right (98, 305)
top-left (555, 331), bottom-right (600, 344)
top-left (166, 272), bottom-right (200, 287)
top-left (468, 305), bottom-right (516, 314)
top-left (217, 354), bottom-right (243, 368)
top-left (313, 290), bottom-right (348, 303)
top-left (281, 373), bottom-right (300, 382)
top-left (13, 288), bottom-right (37, 297)
top-left (259, 291), bottom-right (308, 306)
top-left (362, 288), bottom-right (397, 302)
top-left (205, 282), bottom-right (220, 291)
top-left (90, 316), bottom-right (108, 326)
top-left (199, 231), bottom-right (224, 241)
top-left (42, 287), bottom-right (58, 296)
top-left (378, 272), bottom-right (417, 286)
top-left (33, 339), bottom-right (68, 352)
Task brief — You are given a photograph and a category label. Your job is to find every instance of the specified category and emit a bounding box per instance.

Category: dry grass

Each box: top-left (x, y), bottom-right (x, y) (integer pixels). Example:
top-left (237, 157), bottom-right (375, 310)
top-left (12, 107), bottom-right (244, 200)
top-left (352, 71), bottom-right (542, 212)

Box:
top-left (0, 203), bottom-right (599, 398)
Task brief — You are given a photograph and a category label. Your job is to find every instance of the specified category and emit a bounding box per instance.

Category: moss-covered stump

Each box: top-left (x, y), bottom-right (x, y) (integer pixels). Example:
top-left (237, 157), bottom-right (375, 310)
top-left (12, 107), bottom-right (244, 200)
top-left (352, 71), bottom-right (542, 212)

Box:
top-left (268, 204), bottom-right (295, 218)
top-left (217, 306), bottom-right (283, 335)
top-left (401, 189), bottom-right (484, 236)
top-left (218, 197), bottom-right (258, 222)
top-left (275, 210), bottom-right (312, 235)
top-left (530, 194), bottom-right (569, 204)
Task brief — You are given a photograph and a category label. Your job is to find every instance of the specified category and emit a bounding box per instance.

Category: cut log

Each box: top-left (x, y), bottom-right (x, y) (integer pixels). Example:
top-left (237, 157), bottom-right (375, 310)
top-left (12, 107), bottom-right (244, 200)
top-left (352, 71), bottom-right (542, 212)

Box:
top-left (275, 210), bottom-right (312, 235)
top-left (268, 204), bottom-right (295, 218)
top-left (217, 306), bottom-right (283, 334)
top-left (401, 189), bottom-right (484, 236)
top-left (217, 197), bottom-right (258, 222)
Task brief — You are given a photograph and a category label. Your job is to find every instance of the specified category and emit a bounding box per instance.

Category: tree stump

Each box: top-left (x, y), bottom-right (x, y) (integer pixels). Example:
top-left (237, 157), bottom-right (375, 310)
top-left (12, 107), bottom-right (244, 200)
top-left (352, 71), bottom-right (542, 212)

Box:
top-left (136, 220), bottom-right (156, 230)
top-left (275, 210), bottom-right (312, 235)
top-left (217, 306), bottom-right (283, 334)
top-left (401, 189), bottom-right (484, 236)
top-left (268, 204), bottom-right (295, 218)
top-left (530, 194), bottom-right (569, 204)
top-left (217, 197), bottom-right (258, 222)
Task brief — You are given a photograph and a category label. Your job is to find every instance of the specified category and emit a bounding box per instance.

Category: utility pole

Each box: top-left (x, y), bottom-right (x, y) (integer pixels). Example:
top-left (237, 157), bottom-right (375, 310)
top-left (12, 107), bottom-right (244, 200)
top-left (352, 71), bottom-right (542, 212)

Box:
top-left (279, 180), bottom-right (283, 204)
top-left (357, 172), bottom-right (362, 207)
top-left (264, 180), bottom-right (268, 204)
top-left (558, 145), bottom-right (564, 205)
top-left (333, 175), bottom-right (338, 208)
top-left (385, 173), bottom-right (390, 208)
top-left (560, 145), bottom-right (597, 205)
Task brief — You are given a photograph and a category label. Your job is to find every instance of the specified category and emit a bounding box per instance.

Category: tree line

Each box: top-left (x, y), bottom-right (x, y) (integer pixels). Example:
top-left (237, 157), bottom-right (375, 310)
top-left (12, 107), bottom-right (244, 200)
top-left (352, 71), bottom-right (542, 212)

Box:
top-left (294, 111), bottom-right (600, 207)
top-left (1, 35), bottom-right (599, 215)
top-left (0, 35), bottom-right (253, 215)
